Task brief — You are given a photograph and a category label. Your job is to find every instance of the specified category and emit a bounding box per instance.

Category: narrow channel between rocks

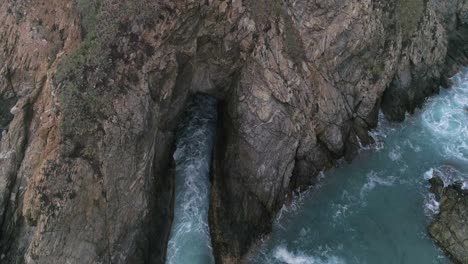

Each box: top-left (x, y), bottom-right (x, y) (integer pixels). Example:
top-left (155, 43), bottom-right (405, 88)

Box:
top-left (166, 94), bottom-right (218, 264)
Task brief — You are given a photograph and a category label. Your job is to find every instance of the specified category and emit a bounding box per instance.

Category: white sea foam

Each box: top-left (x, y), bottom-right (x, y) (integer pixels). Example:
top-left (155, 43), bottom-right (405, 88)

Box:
top-left (423, 168), bottom-right (434, 180)
top-left (332, 203), bottom-right (350, 222)
top-left (424, 193), bottom-right (440, 216)
top-left (273, 247), bottom-right (345, 264)
top-left (299, 227), bottom-right (311, 237)
top-left (367, 130), bottom-right (386, 151)
top-left (359, 171), bottom-right (396, 201)
top-left (276, 191), bottom-right (308, 226)
top-left (276, 172), bottom-right (327, 225)
top-left (421, 69), bottom-right (468, 163)
top-left (253, 69), bottom-right (468, 264)
top-left (388, 146), bottom-right (401, 161)
top-left (405, 139), bottom-right (421, 152)
top-left (167, 95), bottom-right (217, 264)
top-left (423, 164), bottom-right (468, 216)
top-left (356, 112), bottom-right (391, 152)
top-left (430, 166), bottom-right (468, 187)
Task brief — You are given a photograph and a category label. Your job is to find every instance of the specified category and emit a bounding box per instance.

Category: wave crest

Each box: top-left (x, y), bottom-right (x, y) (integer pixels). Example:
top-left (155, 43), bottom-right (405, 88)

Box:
top-left (273, 247), bottom-right (346, 264)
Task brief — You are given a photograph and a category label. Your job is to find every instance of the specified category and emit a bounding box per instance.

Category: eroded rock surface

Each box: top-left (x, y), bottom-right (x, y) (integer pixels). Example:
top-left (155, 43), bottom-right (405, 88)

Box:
top-left (0, 0), bottom-right (468, 263)
top-left (429, 171), bottom-right (468, 264)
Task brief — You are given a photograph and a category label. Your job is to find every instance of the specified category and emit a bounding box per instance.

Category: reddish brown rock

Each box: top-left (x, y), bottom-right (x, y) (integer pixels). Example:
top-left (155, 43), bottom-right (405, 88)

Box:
top-left (0, 0), bottom-right (467, 263)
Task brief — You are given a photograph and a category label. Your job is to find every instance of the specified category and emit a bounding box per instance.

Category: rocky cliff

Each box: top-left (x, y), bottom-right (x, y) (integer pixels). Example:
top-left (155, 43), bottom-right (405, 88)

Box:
top-left (429, 170), bottom-right (468, 264)
top-left (1, 0), bottom-right (468, 263)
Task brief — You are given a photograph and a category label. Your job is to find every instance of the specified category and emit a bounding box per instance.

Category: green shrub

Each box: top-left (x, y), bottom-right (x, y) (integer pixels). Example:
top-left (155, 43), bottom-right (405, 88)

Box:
top-left (370, 63), bottom-right (385, 82)
top-left (52, 0), bottom-right (118, 157)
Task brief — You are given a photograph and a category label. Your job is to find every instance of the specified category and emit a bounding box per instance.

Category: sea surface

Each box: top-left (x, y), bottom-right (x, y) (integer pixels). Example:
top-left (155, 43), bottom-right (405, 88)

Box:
top-left (166, 94), bottom-right (217, 264)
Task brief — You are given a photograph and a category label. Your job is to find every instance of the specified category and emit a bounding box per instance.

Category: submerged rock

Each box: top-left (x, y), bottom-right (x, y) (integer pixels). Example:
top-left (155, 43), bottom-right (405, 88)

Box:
top-left (429, 169), bottom-right (468, 264)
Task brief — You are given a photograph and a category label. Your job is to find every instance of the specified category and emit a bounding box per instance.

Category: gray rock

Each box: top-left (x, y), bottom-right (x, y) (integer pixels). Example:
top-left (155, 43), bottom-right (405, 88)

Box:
top-left (429, 170), bottom-right (468, 264)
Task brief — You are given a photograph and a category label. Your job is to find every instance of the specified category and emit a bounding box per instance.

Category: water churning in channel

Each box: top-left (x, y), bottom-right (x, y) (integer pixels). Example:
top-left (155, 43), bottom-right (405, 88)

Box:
top-left (166, 94), bottom-right (217, 264)
top-left (250, 68), bottom-right (468, 264)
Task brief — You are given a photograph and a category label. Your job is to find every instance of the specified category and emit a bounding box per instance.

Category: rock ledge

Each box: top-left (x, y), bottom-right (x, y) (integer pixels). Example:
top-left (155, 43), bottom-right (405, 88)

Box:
top-left (429, 170), bottom-right (468, 264)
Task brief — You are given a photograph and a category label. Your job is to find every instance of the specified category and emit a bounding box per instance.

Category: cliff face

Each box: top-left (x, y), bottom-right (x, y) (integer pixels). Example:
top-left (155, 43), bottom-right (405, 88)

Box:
top-left (0, 0), bottom-right (468, 263)
top-left (429, 169), bottom-right (468, 264)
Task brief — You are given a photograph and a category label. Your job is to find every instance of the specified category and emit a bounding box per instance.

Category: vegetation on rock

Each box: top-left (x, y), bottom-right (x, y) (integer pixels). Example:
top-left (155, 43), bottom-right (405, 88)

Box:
top-left (399, 0), bottom-right (427, 41)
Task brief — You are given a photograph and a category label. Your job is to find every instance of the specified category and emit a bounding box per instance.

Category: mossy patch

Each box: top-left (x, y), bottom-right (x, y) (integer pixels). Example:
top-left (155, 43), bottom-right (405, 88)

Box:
top-left (399, 0), bottom-right (427, 41)
top-left (54, 0), bottom-right (107, 145)
top-left (370, 63), bottom-right (385, 82)
top-left (55, 0), bottom-right (116, 87)
top-left (54, 0), bottom-right (157, 158)
top-left (248, 0), bottom-right (283, 26)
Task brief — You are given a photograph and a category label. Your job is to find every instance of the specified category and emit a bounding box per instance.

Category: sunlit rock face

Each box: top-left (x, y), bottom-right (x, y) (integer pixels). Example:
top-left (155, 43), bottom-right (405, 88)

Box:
top-left (0, 0), bottom-right (468, 263)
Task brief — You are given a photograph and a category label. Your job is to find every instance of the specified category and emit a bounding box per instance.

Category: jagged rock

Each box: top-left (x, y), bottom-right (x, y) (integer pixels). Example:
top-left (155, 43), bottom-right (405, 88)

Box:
top-left (429, 172), bottom-right (468, 264)
top-left (0, 0), bottom-right (467, 263)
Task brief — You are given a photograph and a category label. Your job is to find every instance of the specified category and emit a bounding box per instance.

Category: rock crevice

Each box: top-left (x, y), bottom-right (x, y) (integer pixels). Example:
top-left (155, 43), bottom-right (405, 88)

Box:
top-left (429, 168), bottom-right (468, 264)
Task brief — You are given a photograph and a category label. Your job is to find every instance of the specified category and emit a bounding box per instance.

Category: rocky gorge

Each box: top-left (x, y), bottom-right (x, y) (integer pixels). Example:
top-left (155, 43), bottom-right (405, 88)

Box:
top-left (1, 0), bottom-right (468, 263)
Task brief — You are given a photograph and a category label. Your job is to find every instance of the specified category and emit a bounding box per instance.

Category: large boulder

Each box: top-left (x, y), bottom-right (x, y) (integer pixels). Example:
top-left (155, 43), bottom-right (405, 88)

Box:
top-left (429, 168), bottom-right (468, 264)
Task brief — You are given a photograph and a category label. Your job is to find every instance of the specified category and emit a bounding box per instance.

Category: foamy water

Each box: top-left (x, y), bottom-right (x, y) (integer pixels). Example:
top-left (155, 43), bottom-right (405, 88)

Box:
top-left (250, 69), bottom-right (468, 264)
top-left (166, 95), bottom-right (217, 264)
top-left (422, 73), bottom-right (468, 164)
top-left (273, 246), bottom-right (345, 264)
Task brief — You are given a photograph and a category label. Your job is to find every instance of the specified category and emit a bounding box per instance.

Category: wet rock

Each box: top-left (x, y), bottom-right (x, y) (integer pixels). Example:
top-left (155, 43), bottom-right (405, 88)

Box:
top-left (428, 176), bottom-right (445, 200)
top-left (0, 96), bottom-right (17, 129)
top-left (210, 0), bottom-right (468, 261)
top-left (429, 170), bottom-right (468, 264)
top-left (381, 0), bottom-right (466, 121)
top-left (0, 0), bottom-right (468, 263)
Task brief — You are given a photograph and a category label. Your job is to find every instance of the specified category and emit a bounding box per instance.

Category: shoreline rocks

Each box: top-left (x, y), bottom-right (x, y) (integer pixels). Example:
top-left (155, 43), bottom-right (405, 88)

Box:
top-left (428, 168), bottom-right (468, 264)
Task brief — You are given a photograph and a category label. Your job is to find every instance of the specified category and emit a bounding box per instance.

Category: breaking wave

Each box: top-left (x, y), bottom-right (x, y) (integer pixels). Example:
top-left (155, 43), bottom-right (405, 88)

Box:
top-left (359, 171), bottom-right (396, 201)
top-left (422, 69), bottom-right (468, 163)
top-left (166, 95), bottom-right (217, 264)
top-left (251, 69), bottom-right (468, 264)
top-left (273, 247), bottom-right (346, 264)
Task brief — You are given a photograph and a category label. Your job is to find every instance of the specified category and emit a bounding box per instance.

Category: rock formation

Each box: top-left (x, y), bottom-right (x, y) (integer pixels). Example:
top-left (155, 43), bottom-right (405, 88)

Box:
top-left (0, 0), bottom-right (468, 263)
top-left (429, 171), bottom-right (468, 264)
